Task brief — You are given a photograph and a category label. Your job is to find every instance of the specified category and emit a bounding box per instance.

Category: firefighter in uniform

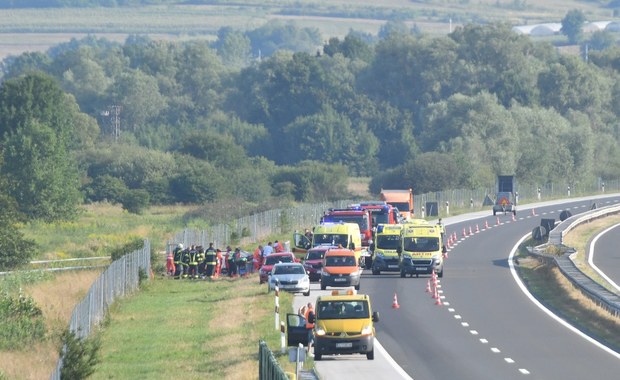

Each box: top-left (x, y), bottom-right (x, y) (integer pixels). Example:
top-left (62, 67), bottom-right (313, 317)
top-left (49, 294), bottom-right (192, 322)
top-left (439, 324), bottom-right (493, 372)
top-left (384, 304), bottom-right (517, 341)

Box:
top-left (196, 246), bottom-right (206, 278)
top-left (205, 243), bottom-right (217, 279)
top-left (181, 246), bottom-right (191, 278)
top-left (187, 245), bottom-right (199, 279)
top-left (173, 244), bottom-right (184, 279)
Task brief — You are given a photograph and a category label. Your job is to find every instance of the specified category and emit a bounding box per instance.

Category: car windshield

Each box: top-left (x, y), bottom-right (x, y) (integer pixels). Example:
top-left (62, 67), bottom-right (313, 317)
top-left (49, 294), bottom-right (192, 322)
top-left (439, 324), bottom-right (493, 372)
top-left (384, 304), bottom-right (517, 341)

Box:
top-left (314, 234), bottom-right (349, 247)
top-left (306, 251), bottom-right (325, 260)
top-left (265, 255), bottom-right (293, 265)
top-left (316, 300), bottom-right (369, 319)
top-left (376, 235), bottom-right (401, 249)
top-left (273, 265), bottom-right (305, 275)
top-left (325, 255), bottom-right (356, 266)
top-left (403, 237), bottom-right (439, 252)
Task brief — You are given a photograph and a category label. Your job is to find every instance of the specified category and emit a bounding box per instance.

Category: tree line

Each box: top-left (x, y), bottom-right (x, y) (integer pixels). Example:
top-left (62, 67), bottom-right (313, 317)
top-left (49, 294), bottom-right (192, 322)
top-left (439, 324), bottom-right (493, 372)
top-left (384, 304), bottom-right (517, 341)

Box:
top-left (2, 21), bottom-right (620, 268)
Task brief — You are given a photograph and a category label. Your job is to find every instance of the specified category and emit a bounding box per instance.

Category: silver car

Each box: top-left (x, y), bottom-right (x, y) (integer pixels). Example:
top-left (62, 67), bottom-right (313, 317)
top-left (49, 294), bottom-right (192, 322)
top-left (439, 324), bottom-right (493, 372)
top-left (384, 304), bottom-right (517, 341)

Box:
top-left (268, 262), bottom-right (311, 296)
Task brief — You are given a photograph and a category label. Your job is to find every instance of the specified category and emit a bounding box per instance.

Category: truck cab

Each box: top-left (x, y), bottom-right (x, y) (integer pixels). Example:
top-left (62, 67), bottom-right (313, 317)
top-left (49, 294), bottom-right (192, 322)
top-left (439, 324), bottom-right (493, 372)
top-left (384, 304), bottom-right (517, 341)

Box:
top-left (380, 188), bottom-right (414, 221)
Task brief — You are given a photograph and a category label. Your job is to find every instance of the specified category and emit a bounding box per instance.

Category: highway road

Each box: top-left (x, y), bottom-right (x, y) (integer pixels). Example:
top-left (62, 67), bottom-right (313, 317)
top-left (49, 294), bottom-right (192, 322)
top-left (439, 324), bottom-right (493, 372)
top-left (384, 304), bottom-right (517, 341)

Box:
top-left (293, 195), bottom-right (620, 379)
top-left (589, 221), bottom-right (620, 293)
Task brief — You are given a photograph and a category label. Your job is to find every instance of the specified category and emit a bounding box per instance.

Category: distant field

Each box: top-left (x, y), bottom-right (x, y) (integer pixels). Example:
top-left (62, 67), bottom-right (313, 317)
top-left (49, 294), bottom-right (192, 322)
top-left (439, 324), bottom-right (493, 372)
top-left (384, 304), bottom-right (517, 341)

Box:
top-left (0, 0), bottom-right (613, 61)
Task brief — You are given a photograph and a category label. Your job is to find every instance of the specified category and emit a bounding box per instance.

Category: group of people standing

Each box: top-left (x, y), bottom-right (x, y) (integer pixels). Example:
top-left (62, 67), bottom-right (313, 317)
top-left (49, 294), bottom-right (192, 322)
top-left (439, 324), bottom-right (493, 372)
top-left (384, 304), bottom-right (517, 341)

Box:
top-left (168, 243), bottom-right (249, 279)
top-left (251, 240), bottom-right (287, 270)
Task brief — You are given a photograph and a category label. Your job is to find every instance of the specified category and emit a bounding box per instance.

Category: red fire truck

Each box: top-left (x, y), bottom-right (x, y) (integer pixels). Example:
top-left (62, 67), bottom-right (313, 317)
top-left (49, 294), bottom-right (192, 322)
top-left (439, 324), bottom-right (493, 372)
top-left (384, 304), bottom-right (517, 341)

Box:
top-left (320, 207), bottom-right (373, 248)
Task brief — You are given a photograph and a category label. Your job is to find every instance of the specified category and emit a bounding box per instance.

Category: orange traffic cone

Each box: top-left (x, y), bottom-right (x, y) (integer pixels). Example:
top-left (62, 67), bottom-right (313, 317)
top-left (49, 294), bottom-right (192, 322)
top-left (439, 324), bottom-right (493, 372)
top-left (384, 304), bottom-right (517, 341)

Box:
top-left (512, 213), bottom-right (516, 222)
top-left (496, 217), bottom-right (500, 226)
top-left (484, 220), bottom-right (489, 229)
top-left (462, 228), bottom-right (467, 238)
top-left (469, 226), bottom-right (473, 235)
top-left (531, 208), bottom-right (537, 216)
top-left (434, 288), bottom-right (442, 305)
top-left (425, 279), bottom-right (432, 293)
top-left (452, 232), bottom-right (457, 241)
top-left (392, 293), bottom-right (400, 309)
top-left (476, 224), bottom-right (480, 233)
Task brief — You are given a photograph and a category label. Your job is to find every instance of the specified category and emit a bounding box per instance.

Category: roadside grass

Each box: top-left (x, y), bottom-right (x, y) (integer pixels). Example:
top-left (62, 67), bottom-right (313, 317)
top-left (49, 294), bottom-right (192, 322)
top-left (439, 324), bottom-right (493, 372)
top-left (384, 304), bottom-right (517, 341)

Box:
top-left (90, 274), bottom-right (299, 380)
top-left (23, 203), bottom-right (194, 260)
top-left (0, 269), bottom-right (102, 380)
top-left (517, 229), bottom-right (620, 352)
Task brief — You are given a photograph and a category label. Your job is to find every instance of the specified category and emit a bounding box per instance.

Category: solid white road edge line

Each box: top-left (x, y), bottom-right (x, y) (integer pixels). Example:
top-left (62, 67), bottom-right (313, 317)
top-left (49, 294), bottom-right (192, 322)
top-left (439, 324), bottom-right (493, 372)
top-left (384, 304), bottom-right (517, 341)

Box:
top-left (588, 222), bottom-right (620, 293)
top-left (375, 339), bottom-right (414, 380)
top-left (508, 233), bottom-right (620, 359)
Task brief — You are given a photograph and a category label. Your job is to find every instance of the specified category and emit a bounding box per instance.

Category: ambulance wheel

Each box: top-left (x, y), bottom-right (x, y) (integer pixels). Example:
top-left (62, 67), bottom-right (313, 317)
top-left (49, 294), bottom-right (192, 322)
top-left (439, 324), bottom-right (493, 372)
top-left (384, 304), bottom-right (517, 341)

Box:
top-left (366, 348), bottom-right (374, 360)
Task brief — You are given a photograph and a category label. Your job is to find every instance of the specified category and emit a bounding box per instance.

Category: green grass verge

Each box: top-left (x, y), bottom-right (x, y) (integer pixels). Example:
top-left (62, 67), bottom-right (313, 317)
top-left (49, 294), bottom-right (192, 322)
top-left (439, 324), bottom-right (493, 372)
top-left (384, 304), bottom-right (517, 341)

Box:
top-left (90, 274), bottom-right (300, 380)
top-left (515, 243), bottom-right (620, 352)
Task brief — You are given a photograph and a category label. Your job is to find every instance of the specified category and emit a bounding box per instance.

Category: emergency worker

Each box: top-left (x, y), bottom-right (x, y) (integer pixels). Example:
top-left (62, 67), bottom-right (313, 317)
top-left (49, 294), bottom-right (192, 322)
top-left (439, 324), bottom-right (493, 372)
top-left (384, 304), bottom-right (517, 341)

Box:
top-left (196, 246), bottom-right (206, 278)
top-left (173, 243), bottom-right (184, 279)
top-left (205, 243), bottom-right (217, 278)
top-left (187, 246), bottom-right (199, 279)
top-left (253, 245), bottom-right (263, 272)
top-left (304, 303), bottom-right (315, 356)
top-left (228, 247), bottom-right (238, 277)
top-left (215, 249), bottom-right (223, 278)
top-left (181, 246), bottom-right (191, 278)
top-left (235, 248), bottom-right (247, 277)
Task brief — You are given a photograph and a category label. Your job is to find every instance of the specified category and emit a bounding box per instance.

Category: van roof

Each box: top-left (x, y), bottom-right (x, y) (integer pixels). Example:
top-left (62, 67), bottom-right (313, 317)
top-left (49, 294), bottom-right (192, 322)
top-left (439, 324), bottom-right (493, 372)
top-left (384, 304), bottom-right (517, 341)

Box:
top-left (324, 248), bottom-right (356, 256)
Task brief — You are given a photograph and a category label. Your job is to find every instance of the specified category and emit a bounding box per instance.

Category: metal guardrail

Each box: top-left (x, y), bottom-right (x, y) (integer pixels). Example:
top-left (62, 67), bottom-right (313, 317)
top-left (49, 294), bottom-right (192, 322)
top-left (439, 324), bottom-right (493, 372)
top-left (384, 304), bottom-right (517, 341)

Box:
top-left (50, 241), bottom-right (151, 380)
top-left (258, 340), bottom-right (290, 380)
top-left (530, 203), bottom-right (620, 318)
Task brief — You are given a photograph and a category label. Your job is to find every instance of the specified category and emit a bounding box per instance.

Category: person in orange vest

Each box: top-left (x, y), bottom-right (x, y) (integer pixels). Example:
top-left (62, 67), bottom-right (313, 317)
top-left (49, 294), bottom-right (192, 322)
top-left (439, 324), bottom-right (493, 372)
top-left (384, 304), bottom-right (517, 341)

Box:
top-left (168, 244), bottom-right (180, 276)
top-left (274, 240), bottom-right (284, 253)
top-left (214, 249), bottom-right (223, 278)
top-left (253, 245), bottom-right (263, 272)
top-left (304, 302), bottom-right (315, 357)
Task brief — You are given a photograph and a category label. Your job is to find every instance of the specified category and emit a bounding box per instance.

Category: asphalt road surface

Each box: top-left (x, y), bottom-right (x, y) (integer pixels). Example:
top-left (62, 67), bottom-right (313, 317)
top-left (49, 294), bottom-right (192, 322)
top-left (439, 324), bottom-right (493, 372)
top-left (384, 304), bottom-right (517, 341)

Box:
top-left (291, 195), bottom-right (620, 380)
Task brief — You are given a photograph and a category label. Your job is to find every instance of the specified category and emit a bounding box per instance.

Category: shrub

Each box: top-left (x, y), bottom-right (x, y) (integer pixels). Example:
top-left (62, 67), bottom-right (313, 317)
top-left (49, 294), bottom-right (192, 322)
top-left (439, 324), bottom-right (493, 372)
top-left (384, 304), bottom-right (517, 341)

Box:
top-left (0, 291), bottom-right (46, 349)
top-left (59, 329), bottom-right (100, 380)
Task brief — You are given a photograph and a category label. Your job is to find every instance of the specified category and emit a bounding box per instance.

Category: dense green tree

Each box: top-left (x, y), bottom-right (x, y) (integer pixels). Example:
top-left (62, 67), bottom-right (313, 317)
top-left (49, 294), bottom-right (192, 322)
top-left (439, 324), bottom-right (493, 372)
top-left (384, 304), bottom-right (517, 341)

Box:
top-left (213, 27), bottom-right (252, 68)
top-left (561, 9), bottom-right (587, 44)
top-left (0, 173), bottom-right (36, 270)
top-left (245, 20), bottom-right (322, 57)
top-left (0, 73), bottom-right (86, 221)
top-left (272, 161), bottom-right (348, 202)
top-left (107, 68), bottom-right (167, 133)
top-left (169, 155), bottom-right (224, 203)
top-left (588, 30), bottom-right (615, 52)
top-left (323, 33), bottom-right (374, 62)
top-left (176, 130), bottom-right (247, 170)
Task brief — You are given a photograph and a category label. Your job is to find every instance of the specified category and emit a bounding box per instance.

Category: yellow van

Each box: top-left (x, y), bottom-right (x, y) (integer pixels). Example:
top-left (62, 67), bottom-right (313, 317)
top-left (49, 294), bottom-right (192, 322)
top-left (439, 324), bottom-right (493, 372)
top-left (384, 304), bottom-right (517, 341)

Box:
top-left (370, 224), bottom-right (403, 275)
top-left (313, 290), bottom-right (379, 360)
top-left (311, 222), bottom-right (364, 262)
top-left (398, 222), bottom-right (446, 278)
top-left (293, 222), bottom-right (365, 262)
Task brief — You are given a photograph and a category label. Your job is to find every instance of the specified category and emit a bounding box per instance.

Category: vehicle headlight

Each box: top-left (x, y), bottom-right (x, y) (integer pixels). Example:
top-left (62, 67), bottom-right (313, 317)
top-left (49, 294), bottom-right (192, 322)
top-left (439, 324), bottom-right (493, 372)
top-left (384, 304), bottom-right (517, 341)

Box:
top-left (315, 327), bottom-right (326, 336)
top-left (361, 325), bottom-right (373, 335)
top-left (300, 276), bottom-right (309, 284)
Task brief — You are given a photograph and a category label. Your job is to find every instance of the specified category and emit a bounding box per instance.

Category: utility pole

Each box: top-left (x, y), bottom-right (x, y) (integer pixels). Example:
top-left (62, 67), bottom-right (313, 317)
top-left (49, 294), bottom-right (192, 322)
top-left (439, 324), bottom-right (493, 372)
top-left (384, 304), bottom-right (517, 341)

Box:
top-left (109, 105), bottom-right (122, 142)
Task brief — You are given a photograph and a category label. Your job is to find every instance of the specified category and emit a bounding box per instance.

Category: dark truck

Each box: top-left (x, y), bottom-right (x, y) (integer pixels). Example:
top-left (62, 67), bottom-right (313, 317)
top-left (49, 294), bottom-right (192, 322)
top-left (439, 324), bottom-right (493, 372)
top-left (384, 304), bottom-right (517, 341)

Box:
top-left (493, 175), bottom-right (517, 216)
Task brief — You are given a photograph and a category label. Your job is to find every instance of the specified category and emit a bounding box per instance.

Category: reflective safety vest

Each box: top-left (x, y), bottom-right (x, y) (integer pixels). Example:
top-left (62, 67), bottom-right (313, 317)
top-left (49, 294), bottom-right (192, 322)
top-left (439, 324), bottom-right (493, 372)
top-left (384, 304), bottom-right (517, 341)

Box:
top-left (181, 250), bottom-right (190, 265)
top-left (173, 248), bottom-right (183, 264)
top-left (304, 308), bottom-right (315, 329)
top-left (205, 248), bottom-right (217, 265)
top-left (188, 250), bottom-right (198, 265)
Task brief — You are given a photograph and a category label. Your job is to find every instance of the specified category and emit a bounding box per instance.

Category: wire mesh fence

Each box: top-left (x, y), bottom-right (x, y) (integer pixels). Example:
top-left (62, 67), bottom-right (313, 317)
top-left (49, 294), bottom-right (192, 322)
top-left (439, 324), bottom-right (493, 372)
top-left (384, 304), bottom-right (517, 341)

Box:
top-left (51, 242), bottom-right (151, 380)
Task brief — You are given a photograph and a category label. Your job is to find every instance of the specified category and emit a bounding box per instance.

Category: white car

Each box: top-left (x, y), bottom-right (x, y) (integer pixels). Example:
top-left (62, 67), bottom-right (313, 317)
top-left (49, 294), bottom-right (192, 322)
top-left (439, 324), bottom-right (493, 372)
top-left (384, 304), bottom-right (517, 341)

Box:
top-left (268, 262), bottom-right (311, 296)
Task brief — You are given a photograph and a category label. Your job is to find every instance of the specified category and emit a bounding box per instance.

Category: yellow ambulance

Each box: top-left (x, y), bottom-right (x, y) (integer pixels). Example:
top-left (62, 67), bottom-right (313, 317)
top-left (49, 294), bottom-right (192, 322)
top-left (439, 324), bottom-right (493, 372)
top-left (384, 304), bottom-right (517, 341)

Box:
top-left (370, 224), bottom-right (403, 275)
top-left (398, 221), bottom-right (446, 278)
